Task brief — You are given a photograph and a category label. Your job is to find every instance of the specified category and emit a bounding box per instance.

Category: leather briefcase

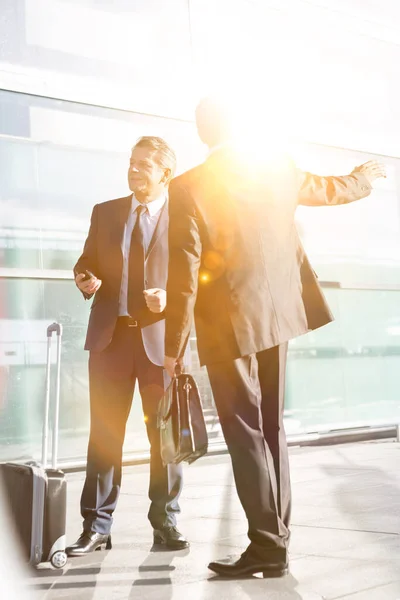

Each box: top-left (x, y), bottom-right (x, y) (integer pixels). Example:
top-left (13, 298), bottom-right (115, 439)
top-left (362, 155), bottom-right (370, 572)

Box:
top-left (157, 373), bottom-right (208, 466)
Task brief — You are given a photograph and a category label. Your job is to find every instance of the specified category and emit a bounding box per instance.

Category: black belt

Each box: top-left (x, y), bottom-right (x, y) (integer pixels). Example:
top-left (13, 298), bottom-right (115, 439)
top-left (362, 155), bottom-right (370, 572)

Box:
top-left (118, 316), bottom-right (140, 328)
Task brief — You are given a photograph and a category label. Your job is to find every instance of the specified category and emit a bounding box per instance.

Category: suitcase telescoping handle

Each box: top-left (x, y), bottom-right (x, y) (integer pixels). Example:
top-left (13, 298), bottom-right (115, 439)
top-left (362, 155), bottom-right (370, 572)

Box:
top-left (42, 322), bottom-right (63, 469)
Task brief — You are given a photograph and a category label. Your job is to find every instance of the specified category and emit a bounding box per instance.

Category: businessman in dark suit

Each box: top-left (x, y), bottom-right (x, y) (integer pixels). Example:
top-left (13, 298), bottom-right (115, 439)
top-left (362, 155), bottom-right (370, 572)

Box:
top-left (164, 98), bottom-right (386, 577)
top-left (66, 136), bottom-right (189, 556)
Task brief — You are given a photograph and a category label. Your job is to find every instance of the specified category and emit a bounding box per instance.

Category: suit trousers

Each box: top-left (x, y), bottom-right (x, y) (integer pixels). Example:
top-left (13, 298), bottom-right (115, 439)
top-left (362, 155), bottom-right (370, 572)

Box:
top-left (80, 319), bottom-right (183, 535)
top-left (206, 343), bottom-right (290, 562)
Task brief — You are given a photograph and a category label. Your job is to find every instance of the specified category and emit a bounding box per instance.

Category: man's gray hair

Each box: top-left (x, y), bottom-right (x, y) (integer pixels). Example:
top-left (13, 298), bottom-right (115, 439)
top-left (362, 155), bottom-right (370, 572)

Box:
top-left (133, 136), bottom-right (177, 181)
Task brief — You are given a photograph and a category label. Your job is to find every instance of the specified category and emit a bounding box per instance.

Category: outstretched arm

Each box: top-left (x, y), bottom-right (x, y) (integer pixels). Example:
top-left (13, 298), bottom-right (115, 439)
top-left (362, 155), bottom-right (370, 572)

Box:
top-left (297, 160), bottom-right (385, 206)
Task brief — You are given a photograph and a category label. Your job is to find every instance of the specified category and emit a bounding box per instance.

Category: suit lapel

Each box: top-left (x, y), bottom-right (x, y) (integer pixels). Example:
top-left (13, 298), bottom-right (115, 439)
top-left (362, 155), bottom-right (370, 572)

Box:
top-left (146, 199), bottom-right (168, 260)
top-left (116, 195), bottom-right (132, 243)
top-left (106, 195), bottom-right (132, 274)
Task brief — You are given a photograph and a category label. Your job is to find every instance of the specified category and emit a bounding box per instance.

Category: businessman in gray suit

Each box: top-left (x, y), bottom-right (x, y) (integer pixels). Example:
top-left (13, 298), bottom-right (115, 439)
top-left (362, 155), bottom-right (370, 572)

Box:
top-left (164, 98), bottom-right (386, 577)
top-left (67, 136), bottom-right (189, 556)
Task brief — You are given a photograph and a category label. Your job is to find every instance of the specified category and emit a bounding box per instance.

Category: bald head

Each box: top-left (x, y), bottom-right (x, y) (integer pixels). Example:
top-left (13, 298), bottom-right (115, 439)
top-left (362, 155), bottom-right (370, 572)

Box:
top-left (195, 97), bottom-right (233, 149)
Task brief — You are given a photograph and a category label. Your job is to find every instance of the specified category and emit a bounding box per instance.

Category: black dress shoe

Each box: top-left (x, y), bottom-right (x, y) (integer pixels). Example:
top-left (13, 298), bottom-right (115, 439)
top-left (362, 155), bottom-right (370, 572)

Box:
top-left (153, 526), bottom-right (189, 549)
top-left (66, 531), bottom-right (112, 557)
top-left (208, 550), bottom-right (288, 578)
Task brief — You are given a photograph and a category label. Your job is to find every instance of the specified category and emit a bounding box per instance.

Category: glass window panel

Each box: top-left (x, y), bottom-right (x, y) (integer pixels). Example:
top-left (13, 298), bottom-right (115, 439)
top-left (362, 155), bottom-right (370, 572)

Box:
top-left (0, 279), bottom-right (158, 464)
top-left (285, 288), bottom-right (400, 432)
top-left (0, 90), bottom-right (201, 271)
top-left (0, 278), bottom-right (91, 463)
top-left (0, 0), bottom-right (193, 118)
top-left (1, 279), bottom-right (399, 465)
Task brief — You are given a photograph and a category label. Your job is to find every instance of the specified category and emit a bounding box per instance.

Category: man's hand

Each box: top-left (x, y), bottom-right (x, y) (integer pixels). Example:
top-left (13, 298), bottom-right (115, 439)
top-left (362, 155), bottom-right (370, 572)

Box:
top-left (144, 288), bottom-right (166, 313)
top-left (75, 273), bottom-right (102, 295)
top-left (353, 160), bottom-right (386, 186)
top-left (164, 355), bottom-right (184, 378)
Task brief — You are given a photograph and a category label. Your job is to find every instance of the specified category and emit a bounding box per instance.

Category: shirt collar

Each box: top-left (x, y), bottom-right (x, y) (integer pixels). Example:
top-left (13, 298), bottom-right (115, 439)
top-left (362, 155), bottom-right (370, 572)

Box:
top-left (131, 192), bottom-right (167, 217)
top-left (207, 141), bottom-right (234, 157)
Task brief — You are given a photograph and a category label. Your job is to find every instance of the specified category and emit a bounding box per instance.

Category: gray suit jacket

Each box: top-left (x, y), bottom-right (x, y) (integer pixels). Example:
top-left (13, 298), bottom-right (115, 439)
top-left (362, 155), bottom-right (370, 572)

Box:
top-left (165, 149), bottom-right (372, 366)
top-left (74, 195), bottom-right (169, 366)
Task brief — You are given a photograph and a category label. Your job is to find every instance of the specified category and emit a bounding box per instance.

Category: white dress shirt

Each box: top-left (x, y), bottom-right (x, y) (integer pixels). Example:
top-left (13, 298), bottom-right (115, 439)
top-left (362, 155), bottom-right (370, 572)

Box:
top-left (118, 192), bottom-right (167, 316)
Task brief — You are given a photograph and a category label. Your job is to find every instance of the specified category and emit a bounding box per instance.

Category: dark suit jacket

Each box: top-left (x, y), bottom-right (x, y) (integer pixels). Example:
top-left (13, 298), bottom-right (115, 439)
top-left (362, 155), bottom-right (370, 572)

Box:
top-left (74, 195), bottom-right (169, 365)
top-left (165, 149), bottom-right (372, 366)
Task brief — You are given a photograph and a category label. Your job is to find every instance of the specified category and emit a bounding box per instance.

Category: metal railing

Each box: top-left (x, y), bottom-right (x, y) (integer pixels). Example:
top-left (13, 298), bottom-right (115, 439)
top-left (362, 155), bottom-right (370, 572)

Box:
top-left (1, 273), bottom-right (399, 468)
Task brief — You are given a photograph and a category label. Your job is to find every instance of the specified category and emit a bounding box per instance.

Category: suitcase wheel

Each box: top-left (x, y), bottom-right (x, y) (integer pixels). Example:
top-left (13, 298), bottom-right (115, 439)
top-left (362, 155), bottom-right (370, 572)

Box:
top-left (50, 551), bottom-right (68, 569)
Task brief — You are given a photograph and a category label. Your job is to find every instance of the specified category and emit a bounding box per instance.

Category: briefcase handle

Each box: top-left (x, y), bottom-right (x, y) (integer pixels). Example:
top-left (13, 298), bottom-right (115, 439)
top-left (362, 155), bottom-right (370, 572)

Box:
top-left (159, 371), bottom-right (193, 427)
top-left (174, 363), bottom-right (184, 377)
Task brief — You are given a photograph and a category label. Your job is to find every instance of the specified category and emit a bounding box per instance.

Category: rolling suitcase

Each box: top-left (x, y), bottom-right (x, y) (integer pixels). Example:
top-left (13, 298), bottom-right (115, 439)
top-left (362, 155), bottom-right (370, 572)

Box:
top-left (0, 322), bottom-right (68, 569)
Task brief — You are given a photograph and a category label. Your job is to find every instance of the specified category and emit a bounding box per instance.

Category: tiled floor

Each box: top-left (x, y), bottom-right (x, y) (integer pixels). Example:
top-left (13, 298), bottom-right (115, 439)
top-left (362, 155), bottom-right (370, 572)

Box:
top-left (24, 441), bottom-right (400, 599)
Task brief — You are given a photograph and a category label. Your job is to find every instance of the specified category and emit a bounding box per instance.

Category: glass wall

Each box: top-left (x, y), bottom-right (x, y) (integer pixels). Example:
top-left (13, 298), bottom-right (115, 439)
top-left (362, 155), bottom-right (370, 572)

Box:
top-left (1, 89), bottom-right (400, 465)
top-left (1, 278), bottom-right (400, 465)
top-left (0, 0), bottom-right (193, 119)
top-left (285, 286), bottom-right (400, 435)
